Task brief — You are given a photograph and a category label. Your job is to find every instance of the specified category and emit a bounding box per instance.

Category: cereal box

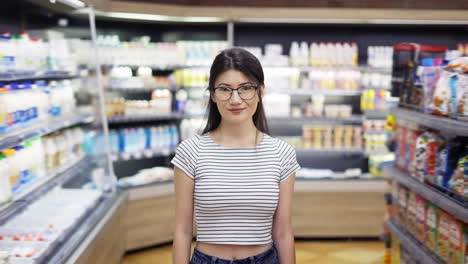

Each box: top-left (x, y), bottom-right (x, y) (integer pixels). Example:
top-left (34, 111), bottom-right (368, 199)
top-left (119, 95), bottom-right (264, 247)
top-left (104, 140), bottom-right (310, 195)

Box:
top-left (406, 191), bottom-right (418, 236)
top-left (415, 194), bottom-right (427, 243)
top-left (426, 202), bottom-right (439, 253)
top-left (426, 132), bottom-right (445, 185)
top-left (438, 210), bottom-right (452, 262)
top-left (396, 185), bottom-right (409, 226)
top-left (448, 218), bottom-right (465, 264)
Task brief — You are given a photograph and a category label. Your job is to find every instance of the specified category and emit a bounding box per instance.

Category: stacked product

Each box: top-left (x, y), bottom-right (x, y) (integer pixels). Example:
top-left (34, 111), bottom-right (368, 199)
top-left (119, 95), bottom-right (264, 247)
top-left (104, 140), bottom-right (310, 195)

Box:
top-left (367, 46), bottom-right (393, 69)
top-left (0, 188), bottom-right (102, 263)
top-left (278, 125), bottom-right (362, 150)
top-left (363, 119), bottom-right (390, 154)
top-left (395, 122), bottom-right (467, 201)
top-left (118, 166), bottom-right (174, 188)
top-left (107, 66), bottom-right (171, 90)
top-left (290, 42), bottom-right (358, 67)
top-left (0, 128), bottom-right (85, 203)
top-left (0, 80), bottom-right (77, 133)
top-left (361, 89), bottom-right (392, 111)
top-left (173, 68), bottom-right (209, 88)
top-left (392, 183), bottom-right (467, 263)
top-left (105, 89), bottom-right (172, 118)
top-left (87, 125), bottom-right (178, 159)
top-left (71, 36), bottom-right (228, 67)
top-left (0, 31), bottom-right (73, 73)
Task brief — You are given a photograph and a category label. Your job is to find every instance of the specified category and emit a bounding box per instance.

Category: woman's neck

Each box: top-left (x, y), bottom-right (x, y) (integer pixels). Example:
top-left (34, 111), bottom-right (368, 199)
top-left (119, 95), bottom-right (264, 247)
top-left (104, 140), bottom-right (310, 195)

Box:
top-left (212, 120), bottom-right (260, 148)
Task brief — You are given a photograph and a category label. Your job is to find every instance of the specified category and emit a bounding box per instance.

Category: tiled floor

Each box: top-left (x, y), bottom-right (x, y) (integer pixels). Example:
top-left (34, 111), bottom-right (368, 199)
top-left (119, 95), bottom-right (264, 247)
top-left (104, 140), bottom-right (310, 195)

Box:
top-left (122, 240), bottom-right (385, 264)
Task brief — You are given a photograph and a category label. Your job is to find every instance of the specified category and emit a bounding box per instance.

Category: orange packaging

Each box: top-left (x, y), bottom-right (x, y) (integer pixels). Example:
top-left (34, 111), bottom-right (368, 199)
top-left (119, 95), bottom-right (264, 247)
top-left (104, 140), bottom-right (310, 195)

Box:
top-left (415, 194), bottom-right (427, 243)
top-left (448, 219), bottom-right (466, 264)
top-left (426, 202), bottom-right (439, 253)
top-left (437, 210), bottom-right (452, 262)
top-left (396, 185), bottom-right (409, 226)
top-left (407, 191), bottom-right (418, 236)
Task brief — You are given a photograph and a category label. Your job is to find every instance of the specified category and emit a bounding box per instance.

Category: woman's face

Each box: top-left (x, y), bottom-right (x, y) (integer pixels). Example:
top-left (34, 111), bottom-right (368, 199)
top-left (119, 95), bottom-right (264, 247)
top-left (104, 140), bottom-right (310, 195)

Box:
top-left (212, 69), bottom-right (263, 126)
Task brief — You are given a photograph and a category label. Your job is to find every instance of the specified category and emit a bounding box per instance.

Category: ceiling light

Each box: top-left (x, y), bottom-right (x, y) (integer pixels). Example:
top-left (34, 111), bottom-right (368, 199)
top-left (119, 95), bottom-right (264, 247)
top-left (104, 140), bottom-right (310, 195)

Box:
top-left (57, 0), bottom-right (86, 9)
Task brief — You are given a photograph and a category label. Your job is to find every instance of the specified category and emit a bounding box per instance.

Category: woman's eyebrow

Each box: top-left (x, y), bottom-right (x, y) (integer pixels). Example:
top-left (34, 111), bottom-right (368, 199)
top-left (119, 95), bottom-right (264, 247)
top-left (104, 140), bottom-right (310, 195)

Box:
top-left (215, 83), bottom-right (231, 87)
top-left (239, 82), bottom-right (254, 86)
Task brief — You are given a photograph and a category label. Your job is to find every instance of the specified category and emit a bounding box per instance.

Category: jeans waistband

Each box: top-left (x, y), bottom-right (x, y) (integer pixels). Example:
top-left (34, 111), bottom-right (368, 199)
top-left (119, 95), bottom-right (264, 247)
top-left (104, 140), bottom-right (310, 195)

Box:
top-left (192, 244), bottom-right (276, 264)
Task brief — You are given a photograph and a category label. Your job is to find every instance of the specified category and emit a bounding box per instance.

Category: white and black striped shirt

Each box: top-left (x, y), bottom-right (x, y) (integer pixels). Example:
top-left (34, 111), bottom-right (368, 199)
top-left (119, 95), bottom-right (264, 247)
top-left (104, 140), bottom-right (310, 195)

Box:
top-left (171, 133), bottom-right (300, 245)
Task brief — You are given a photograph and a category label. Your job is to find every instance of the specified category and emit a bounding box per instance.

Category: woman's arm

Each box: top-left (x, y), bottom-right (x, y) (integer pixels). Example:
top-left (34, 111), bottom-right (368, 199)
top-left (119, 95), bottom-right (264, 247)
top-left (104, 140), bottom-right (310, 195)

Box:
top-left (173, 167), bottom-right (195, 264)
top-left (272, 172), bottom-right (296, 264)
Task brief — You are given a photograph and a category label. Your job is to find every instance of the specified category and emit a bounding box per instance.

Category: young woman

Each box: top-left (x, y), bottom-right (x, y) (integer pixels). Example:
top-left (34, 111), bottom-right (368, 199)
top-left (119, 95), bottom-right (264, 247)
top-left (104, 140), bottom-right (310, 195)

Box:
top-left (172, 48), bottom-right (300, 264)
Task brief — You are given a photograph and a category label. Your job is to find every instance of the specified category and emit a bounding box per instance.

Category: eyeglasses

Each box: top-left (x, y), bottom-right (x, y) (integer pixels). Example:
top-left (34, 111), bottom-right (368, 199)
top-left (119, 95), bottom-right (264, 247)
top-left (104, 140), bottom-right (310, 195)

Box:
top-left (213, 85), bottom-right (258, 101)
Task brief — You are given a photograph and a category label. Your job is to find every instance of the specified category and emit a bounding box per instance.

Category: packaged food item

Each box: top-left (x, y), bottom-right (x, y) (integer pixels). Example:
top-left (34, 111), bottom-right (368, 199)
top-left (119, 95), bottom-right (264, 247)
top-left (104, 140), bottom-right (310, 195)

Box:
top-left (396, 185), bottom-right (409, 226)
top-left (456, 72), bottom-right (468, 120)
top-left (413, 132), bottom-right (430, 181)
top-left (406, 192), bottom-right (418, 236)
top-left (425, 132), bottom-right (445, 185)
top-left (419, 58), bottom-right (442, 113)
top-left (431, 69), bottom-right (453, 117)
top-left (426, 202), bottom-right (439, 253)
top-left (400, 244), bottom-right (418, 264)
top-left (396, 124), bottom-right (408, 170)
top-left (448, 148), bottom-right (468, 201)
top-left (415, 195), bottom-right (427, 243)
top-left (448, 218), bottom-right (465, 264)
top-left (438, 210), bottom-right (452, 262)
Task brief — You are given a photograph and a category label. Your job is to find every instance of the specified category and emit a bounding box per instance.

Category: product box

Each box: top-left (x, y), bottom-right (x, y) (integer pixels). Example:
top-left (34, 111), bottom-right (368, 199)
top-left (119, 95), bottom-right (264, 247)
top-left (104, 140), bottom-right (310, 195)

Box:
top-left (396, 125), bottom-right (408, 171)
top-left (448, 218), bottom-right (466, 264)
top-left (437, 210), bottom-right (452, 262)
top-left (426, 202), bottom-right (439, 253)
top-left (415, 194), bottom-right (427, 243)
top-left (449, 151), bottom-right (468, 202)
top-left (426, 132), bottom-right (445, 185)
top-left (406, 191), bottom-right (418, 236)
top-left (396, 185), bottom-right (409, 226)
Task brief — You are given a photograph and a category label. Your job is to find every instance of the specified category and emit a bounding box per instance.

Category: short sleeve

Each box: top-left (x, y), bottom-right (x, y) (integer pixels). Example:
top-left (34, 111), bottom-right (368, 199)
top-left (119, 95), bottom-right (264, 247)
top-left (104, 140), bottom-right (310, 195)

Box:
top-left (171, 138), bottom-right (198, 179)
top-left (279, 142), bottom-right (301, 182)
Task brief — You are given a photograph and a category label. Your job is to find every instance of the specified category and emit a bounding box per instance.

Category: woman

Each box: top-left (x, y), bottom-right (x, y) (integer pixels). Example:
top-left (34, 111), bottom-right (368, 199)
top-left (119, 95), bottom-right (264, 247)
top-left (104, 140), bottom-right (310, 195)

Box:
top-left (172, 48), bottom-right (300, 264)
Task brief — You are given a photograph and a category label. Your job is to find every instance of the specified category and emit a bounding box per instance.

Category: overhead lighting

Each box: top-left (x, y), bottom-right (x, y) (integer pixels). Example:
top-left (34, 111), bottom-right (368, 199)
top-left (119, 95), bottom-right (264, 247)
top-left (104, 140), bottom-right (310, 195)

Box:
top-left (236, 18), bottom-right (365, 24)
top-left (104, 11), bottom-right (225, 23)
top-left (57, 0), bottom-right (86, 9)
top-left (368, 19), bottom-right (468, 25)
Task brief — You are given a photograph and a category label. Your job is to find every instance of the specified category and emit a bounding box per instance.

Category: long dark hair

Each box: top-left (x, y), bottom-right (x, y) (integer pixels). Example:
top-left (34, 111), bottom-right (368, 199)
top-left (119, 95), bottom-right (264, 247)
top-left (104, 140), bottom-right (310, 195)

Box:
top-left (202, 48), bottom-right (269, 135)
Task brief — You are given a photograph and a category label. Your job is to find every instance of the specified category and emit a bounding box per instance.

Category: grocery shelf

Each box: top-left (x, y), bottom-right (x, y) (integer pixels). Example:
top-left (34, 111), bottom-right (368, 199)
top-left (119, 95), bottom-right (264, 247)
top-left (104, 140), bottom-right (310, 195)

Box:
top-left (386, 219), bottom-right (442, 264)
top-left (107, 113), bottom-right (183, 124)
top-left (274, 89), bottom-right (362, 96)
top-left (363, 110), bottom-right (389, 119)
top-left (391, 108), bottom-right (468, 136)
top-left (268, 115), bottom-right (363, 124)
top-left (0, 113), bottom-right (95, 150)
top-left (0, 155), bottom-right (89, 221)
top-left (112, 148), bottom-right (176, 161)
top-left (0, 71), bottom-right (78, 83)
top-left (107, 87), bottom-right (173, 93)
top-left (383, 165), bottom-right (468, 222)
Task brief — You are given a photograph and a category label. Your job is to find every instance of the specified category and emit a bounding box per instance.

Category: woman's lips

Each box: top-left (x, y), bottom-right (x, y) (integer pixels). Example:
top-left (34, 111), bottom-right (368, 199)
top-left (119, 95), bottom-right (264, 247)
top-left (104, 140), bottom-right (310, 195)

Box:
top-left (228, 108), bottom-right (245, 114)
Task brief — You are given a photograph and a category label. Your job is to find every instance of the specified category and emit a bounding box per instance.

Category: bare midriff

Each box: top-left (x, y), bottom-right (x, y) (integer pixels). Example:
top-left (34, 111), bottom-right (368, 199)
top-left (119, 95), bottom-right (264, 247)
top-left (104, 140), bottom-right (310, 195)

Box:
top-left (196, 242), bottom-right (272, 260)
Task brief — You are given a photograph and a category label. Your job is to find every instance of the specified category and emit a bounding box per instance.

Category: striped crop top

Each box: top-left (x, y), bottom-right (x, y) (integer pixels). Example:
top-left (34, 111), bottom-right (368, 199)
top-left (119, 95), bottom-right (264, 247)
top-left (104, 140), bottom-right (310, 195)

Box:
top-left (171, 133), bottom-right (300, 245)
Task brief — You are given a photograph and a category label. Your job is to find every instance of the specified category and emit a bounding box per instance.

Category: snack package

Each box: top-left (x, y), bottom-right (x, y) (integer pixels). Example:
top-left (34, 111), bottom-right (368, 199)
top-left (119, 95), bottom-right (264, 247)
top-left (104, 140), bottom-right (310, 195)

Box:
top-left (415, 195), bottom-right (427, 243)
top-left (435, 139), bottom-right (465, 189)
top-left (426, 202), bottom-right (439, 253)
top-left (413, 132), bottom-right (430, 181)
top-left (448, 218), bottom-right (465, 264)
top-left (448, 148), bottom-right (468, 201)
top-left (438, 210), bottom-right (452, 262)
top-left (396, 185), bottom-right (409, 226)
top-left (431, 70), bottom-right (452, 117)
top-left (456, 73), bottom-right (468, 120)
top-left (407, 192), bottom-right (418, 236)
top-left (425, 132), bottom-right (446, 185)
top-left (419, 59), bottom-right (442, 113)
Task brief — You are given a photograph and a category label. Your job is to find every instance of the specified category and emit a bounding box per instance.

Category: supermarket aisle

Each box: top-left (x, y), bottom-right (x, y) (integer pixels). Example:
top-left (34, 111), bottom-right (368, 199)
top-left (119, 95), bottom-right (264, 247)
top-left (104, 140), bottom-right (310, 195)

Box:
top-left (122, 241), bottom-right (384, 264)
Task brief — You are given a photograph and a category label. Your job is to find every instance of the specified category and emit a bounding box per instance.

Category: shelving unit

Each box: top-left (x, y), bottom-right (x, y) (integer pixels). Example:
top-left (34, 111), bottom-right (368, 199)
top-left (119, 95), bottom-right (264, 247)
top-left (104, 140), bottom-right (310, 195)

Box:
top-left (0, 156), bottom-right (91, 223)
top-left (386, 219), bottom-right (442, 264)
top-left (107, 113), bottom-right (183, 124)
top-left (0, 71), bottom-right (79, 83)
top-left (383, 165), bottom-right (468, 222)
top-left (0, 113), bottom-right (94, 150)
top-left (275, 89), bottom-right (363, 96)
top-left (391, 108), bottom-right (468, 136)
top-left (111, 149), bottom-right (176, 161)
top-left (268, 115), bottom-right (364, 124)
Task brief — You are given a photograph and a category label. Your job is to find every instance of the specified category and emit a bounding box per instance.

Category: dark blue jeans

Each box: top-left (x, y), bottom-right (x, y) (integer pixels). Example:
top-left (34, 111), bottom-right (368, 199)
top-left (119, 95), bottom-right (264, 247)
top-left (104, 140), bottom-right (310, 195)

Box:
top-left (190, 244), bottom-right (280, 264)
